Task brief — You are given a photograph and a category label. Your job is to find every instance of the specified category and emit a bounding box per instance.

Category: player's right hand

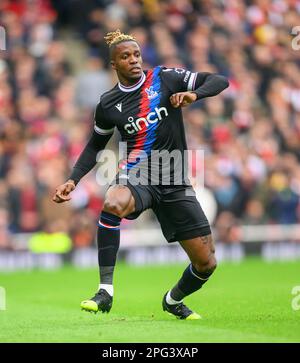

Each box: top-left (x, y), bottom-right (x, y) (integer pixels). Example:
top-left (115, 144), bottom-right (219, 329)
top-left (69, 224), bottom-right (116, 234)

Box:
top-left (52, 180), bottom-right (75, 203)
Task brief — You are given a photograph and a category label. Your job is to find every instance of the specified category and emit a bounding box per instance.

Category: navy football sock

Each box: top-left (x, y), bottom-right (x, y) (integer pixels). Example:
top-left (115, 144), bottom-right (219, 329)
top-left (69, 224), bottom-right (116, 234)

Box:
top-left (170, 264), bottom-right (213, 302)
top-left (97, 211), bottom-right (121, 286)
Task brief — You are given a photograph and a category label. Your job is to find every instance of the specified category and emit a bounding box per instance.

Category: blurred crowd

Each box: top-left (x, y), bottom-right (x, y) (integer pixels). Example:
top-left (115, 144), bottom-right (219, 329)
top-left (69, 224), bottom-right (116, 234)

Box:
top-left (1, 0), bottom-right (300, 251)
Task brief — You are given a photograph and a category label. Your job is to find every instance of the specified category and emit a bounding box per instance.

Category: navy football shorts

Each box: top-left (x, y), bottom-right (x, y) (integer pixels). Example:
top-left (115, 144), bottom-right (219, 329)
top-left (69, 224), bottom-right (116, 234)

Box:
top-left (110, 177), bottom-right (211, 243)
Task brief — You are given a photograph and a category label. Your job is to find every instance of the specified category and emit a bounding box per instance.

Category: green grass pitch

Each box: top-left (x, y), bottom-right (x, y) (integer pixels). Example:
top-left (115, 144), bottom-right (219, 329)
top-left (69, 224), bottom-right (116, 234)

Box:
top-left (0, 258), bottom-right (299, 342)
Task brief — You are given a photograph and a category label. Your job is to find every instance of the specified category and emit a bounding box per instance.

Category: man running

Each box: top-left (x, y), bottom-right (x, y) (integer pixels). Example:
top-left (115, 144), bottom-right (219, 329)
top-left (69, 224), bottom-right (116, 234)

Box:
top-left (53, 29), bottom-right (229, 320)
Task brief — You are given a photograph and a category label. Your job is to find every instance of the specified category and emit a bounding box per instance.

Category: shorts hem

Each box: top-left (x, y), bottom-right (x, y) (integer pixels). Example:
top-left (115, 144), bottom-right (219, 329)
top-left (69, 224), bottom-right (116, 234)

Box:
top-left (123, 183), bottom-right (144, 220)
top-left (166, 225), bottom-right (211, 243)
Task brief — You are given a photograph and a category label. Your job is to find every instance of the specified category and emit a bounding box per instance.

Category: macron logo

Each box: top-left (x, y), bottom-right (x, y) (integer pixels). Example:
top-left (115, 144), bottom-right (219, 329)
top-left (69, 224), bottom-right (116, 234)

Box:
top-left (115, 103), bottom-right (122, 112)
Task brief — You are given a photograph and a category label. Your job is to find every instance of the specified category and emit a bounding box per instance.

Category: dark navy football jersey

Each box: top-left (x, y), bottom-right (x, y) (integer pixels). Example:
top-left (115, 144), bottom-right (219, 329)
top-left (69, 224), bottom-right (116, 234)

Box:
top-left (94, 66), bottom-right (201, 185)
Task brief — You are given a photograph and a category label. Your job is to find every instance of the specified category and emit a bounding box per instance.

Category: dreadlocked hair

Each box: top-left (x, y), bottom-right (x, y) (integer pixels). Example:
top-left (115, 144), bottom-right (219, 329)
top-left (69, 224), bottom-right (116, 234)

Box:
top-left (104, 29), bottom-right (137, 47)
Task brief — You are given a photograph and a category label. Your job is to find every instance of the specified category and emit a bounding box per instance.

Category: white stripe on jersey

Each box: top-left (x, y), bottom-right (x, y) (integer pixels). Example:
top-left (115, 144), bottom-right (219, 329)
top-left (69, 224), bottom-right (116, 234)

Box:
top-left (187, 72), bottom-right (197, 91)
top-left (94, 124), bottom-right (114, 135)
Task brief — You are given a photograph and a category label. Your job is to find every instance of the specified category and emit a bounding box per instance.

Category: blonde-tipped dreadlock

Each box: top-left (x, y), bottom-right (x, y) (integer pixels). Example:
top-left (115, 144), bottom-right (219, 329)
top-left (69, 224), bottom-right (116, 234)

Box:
top-left (104, 29), bottom-right (137, 47)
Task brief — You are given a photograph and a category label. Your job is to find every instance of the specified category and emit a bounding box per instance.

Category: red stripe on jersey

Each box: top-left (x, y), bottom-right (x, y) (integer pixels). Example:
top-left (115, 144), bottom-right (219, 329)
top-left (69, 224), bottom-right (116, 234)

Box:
top-left (132, 69), bottom-right (153, 152)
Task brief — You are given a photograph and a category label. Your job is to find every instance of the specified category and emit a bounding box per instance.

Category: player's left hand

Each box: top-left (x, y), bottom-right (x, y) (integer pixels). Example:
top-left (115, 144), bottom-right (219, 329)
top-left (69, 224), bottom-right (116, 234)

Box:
top-left (169, 91), bottom-right (197, 108)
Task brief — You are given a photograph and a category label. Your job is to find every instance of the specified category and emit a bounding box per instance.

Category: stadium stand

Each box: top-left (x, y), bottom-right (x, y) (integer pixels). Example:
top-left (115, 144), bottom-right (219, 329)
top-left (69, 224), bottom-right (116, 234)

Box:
top-left (0, 0), bottom-right (300, 266)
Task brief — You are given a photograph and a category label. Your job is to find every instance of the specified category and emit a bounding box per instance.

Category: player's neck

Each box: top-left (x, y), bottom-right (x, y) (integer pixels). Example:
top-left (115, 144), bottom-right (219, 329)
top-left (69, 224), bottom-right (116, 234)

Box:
top-left (118, 72), bottom-right (146, 92)
top-left (118, 73), bottom-right (144, 87)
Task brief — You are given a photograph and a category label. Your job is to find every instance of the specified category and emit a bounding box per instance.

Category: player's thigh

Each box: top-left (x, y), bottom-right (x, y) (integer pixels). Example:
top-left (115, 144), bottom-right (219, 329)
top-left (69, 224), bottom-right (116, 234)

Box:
top-left (104, 185), bottom-right (135, 216)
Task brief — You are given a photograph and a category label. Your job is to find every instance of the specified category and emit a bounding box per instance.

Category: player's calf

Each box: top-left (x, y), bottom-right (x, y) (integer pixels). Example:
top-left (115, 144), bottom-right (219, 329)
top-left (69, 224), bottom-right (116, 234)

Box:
top-left (80, 186), bottom-right (136, 315)
top-left (163, 234), bottom-right (217, 319)
top-left (192, 255), bottom-right (217, 277)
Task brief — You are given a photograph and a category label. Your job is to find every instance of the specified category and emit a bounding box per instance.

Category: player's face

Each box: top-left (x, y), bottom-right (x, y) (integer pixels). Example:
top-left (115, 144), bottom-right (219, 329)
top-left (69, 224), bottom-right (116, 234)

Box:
top-left (111, 41), bottom-right (143, 84)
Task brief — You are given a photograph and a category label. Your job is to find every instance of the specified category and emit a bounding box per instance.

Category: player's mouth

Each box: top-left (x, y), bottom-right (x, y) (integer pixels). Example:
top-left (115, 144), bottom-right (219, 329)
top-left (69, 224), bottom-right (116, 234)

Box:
top-left (130, 66), bottom-right (142, 73)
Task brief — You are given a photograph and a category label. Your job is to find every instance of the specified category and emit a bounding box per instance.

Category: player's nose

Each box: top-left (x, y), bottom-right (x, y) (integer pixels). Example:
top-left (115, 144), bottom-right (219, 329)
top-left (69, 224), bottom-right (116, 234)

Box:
top-left (129, 55), bottom-right (138, 64)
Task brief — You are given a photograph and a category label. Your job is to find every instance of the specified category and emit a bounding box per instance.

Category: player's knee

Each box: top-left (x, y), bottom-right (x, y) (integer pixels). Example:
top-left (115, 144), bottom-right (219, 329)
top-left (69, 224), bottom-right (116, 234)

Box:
top-left (103, 199), bottom-right (127, 218)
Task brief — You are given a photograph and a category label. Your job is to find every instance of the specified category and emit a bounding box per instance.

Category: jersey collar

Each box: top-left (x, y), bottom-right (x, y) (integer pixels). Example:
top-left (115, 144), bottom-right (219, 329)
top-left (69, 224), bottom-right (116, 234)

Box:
top-left (118, 72), bottom-right (146, 92)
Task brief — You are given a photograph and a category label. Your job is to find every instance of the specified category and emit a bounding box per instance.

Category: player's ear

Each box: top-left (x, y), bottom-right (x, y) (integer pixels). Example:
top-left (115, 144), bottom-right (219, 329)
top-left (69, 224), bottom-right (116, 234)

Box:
top-left (111, 60), bottom-right (116, 70)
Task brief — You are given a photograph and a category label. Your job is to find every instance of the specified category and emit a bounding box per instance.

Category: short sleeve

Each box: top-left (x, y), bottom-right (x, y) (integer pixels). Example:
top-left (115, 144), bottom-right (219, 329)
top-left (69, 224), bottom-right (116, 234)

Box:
top-left (160, 67), bottom-right (198, 93)
top-left (94, 102), bottom-right (115, 136)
